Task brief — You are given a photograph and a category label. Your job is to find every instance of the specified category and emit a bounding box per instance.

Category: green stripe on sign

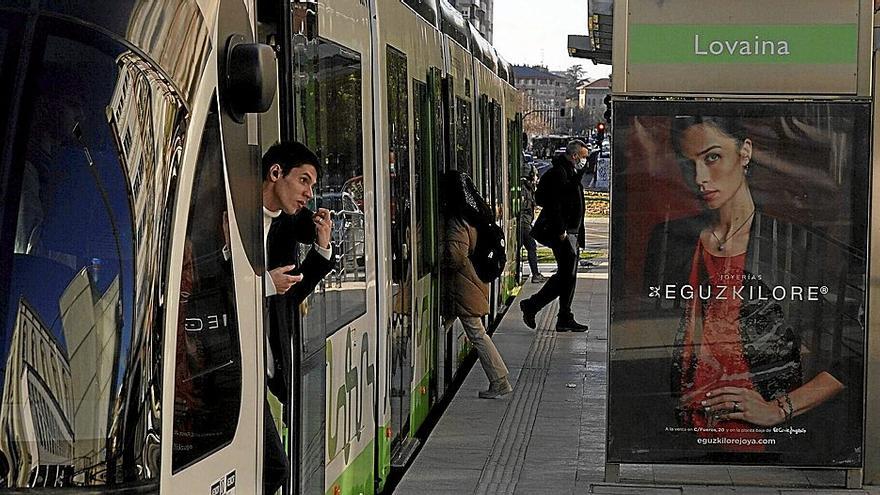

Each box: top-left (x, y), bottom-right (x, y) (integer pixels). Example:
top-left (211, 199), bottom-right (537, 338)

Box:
top-left (629, 24), bottom-right (858, 64)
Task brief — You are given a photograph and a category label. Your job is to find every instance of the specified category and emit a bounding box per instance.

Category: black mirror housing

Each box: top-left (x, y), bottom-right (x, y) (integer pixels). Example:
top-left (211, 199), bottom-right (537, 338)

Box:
top-left (224, 36), bottom-right (277, 122)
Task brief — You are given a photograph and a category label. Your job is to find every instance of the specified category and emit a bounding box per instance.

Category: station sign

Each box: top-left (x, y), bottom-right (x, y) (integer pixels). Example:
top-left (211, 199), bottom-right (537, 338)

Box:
top-left (616, 0), bottom-right (872, 95)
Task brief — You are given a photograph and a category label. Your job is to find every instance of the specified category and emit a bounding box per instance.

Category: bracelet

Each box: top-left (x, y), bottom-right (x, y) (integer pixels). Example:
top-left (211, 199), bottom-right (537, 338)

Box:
top-left (775, 397), bottom-right (787, 423)
top-left (783, 393), bottom-right (794, 422)
top-left (775, 394), bottom-right (794, 423)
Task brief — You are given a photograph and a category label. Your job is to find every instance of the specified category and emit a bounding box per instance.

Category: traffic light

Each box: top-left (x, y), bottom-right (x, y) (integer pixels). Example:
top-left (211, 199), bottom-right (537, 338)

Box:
top-left (603, 93), bottom-right (612, 123)
top-left (596, 122), bottom-right (605, 143)
top-left (595, 122), bottom-right (606, 143)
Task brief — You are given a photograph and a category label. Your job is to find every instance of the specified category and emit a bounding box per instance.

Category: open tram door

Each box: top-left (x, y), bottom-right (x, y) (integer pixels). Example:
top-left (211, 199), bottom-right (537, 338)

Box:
top-left (409, 66), bottom-right (444, 434)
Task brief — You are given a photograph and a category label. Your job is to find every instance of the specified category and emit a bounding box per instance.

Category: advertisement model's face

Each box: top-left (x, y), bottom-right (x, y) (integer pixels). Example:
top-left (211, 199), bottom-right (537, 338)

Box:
top-left (679, 123), bottom-right (752, 210)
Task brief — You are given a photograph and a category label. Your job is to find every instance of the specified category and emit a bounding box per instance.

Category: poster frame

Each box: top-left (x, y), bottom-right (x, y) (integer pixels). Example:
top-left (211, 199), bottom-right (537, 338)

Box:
top-left (604, 97), bottom-right (872, 477)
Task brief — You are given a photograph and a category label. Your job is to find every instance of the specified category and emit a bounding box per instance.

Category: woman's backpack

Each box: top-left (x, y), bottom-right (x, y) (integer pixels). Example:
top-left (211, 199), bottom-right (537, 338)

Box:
top-left (440, 169), bottom-right (507, 282)
top-left (470, 220), bottom-right (506, 283)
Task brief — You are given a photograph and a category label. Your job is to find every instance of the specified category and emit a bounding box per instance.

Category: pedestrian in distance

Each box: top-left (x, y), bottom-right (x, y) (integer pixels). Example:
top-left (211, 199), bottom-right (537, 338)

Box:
top-left (439, 170), bottom-right (512, 399)
top-left (521, 139), bottom-right (590, 332)
top-left (261, 141), bottom-right (336, 494)
top-left (519, 161), bottom-right (545, 283)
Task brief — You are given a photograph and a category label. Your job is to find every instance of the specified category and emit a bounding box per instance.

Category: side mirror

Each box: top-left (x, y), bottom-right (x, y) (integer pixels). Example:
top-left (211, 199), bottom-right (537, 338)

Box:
top-left (223, 35), bottom-right (277, 122)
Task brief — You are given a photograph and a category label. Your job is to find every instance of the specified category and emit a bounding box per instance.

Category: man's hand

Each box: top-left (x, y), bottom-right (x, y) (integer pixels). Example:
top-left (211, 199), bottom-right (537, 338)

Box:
top-left (270, 265), bottom-right (303, 294)
top-left (559, 232), bottom-right (567, 241)
top-left (313, 208), bottom-right (332, 249)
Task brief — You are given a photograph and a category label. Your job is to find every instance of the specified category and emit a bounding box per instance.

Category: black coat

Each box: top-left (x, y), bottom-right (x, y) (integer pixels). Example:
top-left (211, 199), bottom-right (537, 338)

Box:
top-left (534, 155), bottom-right (586, 248)
top-left (265, 212), bottom-right (335, 402)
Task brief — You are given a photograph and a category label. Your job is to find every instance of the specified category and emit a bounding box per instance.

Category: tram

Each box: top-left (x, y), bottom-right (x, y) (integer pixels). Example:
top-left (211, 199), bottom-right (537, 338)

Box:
top-left (0, 0), bottom-right (522, 493)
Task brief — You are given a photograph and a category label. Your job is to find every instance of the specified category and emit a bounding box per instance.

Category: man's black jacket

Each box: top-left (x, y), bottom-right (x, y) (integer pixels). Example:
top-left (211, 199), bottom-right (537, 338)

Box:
top-left (265, 212), bottom-right (335, 403)
top-left (534, 155), bottom-right (586, 248)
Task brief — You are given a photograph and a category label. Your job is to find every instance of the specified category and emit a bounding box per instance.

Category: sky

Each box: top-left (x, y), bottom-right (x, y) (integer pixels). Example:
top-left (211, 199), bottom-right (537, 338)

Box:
top-left (492, 0), bottom-right (611, 81)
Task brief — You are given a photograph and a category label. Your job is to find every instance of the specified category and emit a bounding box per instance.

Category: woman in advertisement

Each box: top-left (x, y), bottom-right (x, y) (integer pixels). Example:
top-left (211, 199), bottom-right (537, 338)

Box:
top-left (646, 116), bottom-right (847, 454)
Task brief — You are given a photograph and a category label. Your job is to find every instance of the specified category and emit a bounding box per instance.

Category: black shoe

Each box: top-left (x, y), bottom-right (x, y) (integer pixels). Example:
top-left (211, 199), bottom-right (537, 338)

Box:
top-left (556, 319), bottom-right (588, 332)
top-left (520, 300), bottom-right (537, 329)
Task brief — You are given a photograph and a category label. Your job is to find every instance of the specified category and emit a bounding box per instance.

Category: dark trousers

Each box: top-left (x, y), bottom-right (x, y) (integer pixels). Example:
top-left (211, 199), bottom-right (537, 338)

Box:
top-left (264, 403), bottom-right (289, 494)
top-left (519, 221), bottom-right (540, 275)
top-left (526, 234), bottom-right (578, 320)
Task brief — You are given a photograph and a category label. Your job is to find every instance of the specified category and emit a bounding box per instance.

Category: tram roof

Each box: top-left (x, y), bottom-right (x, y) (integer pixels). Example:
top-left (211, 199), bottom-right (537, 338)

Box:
top-left (468, 23), bottom-right (497, 73)
top-left (402, 0), bottom-right (439, 26)
top-left (496, 53), bottom-right (514, 86)
top-left (438, 0), bottom-right (470, 50)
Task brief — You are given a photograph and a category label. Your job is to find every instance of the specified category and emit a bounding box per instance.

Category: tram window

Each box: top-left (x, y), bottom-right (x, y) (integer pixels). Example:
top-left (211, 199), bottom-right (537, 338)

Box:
top-left (413, 80), bottom-right (436, 278)
top-left (455, 97), bottom-right (472, 172)
top-left (492, 102), bottom-right (503, 222)
top-left (296, 38), bottom-right (367, 348)
top-left (172, 101), bottom-right (242, 472)
top-left (386, 46), bottom-right (412, 286)
top-left (479, 95), bottom-right (490, 193)
top-left (508, 118), bottom-right (519, 222)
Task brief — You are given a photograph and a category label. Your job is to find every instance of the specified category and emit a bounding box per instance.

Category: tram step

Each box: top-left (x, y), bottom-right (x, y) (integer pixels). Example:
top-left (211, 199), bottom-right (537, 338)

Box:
top-left (390, 437), bottom-right (421, 468)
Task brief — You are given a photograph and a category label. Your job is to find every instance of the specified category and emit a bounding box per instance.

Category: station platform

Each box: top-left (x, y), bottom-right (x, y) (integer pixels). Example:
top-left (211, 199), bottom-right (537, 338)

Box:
top-left (394, 218), bottom-right (879, 495)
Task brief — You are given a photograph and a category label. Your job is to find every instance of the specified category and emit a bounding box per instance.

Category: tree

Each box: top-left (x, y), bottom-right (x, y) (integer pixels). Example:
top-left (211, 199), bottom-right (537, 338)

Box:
top-left (564, 64), bottom-right (584, 100)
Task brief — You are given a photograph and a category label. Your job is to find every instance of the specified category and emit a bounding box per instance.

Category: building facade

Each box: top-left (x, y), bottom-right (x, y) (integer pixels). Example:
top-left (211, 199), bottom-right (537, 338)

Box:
top-left (578, 77), bottom-right (611, 125)
top-left (449, 0), bottom-right (493, 42)
top-left (513, 65), bottom-right (568, 135)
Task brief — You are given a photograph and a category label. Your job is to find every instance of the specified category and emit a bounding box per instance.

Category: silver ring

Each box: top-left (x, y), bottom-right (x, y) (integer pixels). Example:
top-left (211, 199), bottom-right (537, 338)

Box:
top-left (732, 401), bottom-right (739, 412)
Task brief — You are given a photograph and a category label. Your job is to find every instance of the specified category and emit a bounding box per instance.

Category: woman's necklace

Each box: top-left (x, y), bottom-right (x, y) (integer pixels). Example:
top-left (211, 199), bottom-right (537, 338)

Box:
top-left (710, 209), bottom-right (755, 251)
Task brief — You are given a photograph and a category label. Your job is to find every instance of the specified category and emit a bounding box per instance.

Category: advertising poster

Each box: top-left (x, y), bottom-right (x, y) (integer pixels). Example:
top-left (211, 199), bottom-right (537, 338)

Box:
top-left (607, 100), bottom-right (870, 466)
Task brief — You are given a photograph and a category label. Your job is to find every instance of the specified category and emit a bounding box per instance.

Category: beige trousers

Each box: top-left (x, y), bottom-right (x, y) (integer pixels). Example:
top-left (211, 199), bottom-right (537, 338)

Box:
top-left (443, 316), bottom-right (509, 384)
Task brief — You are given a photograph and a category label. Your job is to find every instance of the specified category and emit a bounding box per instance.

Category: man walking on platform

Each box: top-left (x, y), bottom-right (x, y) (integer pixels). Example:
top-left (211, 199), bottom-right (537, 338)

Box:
top-left (520, 139), bottom-right (590, 332)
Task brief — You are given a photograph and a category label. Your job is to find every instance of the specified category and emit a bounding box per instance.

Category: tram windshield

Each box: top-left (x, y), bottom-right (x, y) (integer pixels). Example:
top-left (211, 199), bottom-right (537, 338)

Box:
top-left (0, 15), bottom-right (184, 489)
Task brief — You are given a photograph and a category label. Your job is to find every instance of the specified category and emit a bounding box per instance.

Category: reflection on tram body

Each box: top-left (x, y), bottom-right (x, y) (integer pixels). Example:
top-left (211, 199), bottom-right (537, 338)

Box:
top-left (0, 11), bottom-right (187, 487)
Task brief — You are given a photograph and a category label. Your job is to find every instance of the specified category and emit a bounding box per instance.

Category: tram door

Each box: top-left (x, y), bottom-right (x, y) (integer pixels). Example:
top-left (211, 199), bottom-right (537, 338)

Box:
top-left (385, 46), bottom-right (416, 459)
top-left (437, 74), bottom-right (456, 395)
top-left (410, 68), bottom-right (442, 431)
top-left (490, 101), bottom-right (505, 314)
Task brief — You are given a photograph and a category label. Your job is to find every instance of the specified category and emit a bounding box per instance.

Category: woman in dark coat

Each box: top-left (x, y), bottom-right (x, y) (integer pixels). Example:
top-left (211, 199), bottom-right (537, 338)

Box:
top-left (439, 171), bottom-right (511, 399)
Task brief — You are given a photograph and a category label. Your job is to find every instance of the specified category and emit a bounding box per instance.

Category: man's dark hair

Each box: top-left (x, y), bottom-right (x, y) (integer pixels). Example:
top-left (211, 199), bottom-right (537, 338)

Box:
top-left (262, 141), bottom-right (322, 180)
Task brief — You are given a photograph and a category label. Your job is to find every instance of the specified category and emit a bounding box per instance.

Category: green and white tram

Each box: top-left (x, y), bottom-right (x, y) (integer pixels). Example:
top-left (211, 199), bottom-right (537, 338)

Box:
top-left (0, 0), bottom-right (522, 493)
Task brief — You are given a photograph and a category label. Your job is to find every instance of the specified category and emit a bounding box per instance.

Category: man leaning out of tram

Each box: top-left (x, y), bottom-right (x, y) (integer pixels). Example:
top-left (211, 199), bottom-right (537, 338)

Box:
top-left (261, 141), bottom-right (335, 493)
